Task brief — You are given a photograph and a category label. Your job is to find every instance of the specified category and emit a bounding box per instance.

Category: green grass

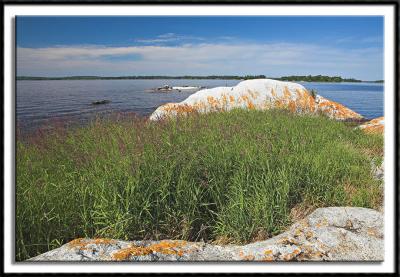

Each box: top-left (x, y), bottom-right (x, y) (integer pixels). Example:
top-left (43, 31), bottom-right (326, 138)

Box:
top-left (16, 109), bottom-right (383, 261)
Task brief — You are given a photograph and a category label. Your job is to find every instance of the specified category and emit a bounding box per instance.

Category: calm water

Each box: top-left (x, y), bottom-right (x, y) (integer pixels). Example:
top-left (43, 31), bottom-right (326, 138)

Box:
top-left (16, 79), bottom-right (383, 133)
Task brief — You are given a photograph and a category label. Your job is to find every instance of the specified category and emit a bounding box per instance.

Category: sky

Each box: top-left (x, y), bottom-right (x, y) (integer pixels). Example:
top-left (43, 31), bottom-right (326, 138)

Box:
top-left (16, 16), bottom-right (384, 80)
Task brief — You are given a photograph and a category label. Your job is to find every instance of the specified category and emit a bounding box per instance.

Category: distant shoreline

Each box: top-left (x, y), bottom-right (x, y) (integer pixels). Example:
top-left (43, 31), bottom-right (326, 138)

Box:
top-left (16, 75), bottom-right (384, 83)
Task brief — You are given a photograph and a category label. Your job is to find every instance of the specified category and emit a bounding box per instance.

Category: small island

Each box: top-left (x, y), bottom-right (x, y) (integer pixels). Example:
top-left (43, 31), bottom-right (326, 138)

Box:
top-left (277, 75), bottom-right (362, 83)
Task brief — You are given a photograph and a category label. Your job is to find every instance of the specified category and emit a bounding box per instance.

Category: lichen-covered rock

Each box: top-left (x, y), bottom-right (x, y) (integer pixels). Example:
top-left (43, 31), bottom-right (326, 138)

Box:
top-left (314, 95), bottom-right (364, 121)
top-left (28, 207), bottom-right (383, 262)
top-left (149, 79), bottom-right (364, 121)
top-left (358, 116), bottom-right (384, 134)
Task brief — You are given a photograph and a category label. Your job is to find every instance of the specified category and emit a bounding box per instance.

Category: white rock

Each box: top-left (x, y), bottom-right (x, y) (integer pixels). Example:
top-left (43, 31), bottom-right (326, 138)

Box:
top-left (149, 79), bottom-right (364, 121)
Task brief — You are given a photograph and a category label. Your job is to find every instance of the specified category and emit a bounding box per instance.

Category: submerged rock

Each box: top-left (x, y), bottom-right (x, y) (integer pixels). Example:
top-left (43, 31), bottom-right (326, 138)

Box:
top-left (91, 100), bottom-right (111, 105)
top-left (149, 79), bottom-right (364, 121)
top-left (28, 207), bottom-right (383, 262)
top-left (358, 116), bottom-right (384, 134)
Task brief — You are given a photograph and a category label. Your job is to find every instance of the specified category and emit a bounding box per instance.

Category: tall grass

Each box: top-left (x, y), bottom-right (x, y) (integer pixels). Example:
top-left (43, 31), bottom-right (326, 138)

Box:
top-left (16, 109), bottom-right (383, 261)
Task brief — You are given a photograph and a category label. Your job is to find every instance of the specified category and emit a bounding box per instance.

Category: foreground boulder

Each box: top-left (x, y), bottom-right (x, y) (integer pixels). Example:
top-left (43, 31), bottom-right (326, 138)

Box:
top-left (149, 79), bottom-right (364, 121)
top-left (358, 116), bottom-right (384, 134)
top-left (28, 207), bottom-right (382, 262)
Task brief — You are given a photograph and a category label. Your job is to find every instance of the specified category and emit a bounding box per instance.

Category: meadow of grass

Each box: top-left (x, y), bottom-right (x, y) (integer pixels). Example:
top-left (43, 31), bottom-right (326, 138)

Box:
top-left (16, 109), bottom-right (383, 261)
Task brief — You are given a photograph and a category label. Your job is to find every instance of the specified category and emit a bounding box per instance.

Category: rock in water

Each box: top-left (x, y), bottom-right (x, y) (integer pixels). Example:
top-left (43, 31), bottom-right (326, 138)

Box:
top-left (28, 207), bottom-right (383, 262)
top-left (149, 79), bottom-right (364, 121)
top-left (91, 100), bottom-right (111, 105)
top-left (358, 116), bottom-right (384, 134)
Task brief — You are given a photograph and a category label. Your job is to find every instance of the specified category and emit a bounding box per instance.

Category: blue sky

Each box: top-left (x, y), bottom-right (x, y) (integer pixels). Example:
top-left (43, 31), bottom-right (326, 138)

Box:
top-left (16, 16), bottom-right (384, 80)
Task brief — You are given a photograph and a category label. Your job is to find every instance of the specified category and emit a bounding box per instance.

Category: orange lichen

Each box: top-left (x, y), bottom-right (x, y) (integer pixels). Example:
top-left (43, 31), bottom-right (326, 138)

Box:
top-left (296, 247), bottom-right (326, 261)
top-left (192, 101), bottom-right (207, 112)
top-left (367, 227), bottom-right (379, 238)
top-left (315, 218), bottom-right (329, 228)
top-left (241, 95), bottom-right (250, 102)
top-left (229, 95), bottom-right (235, 103)
top-left (274, 99), bottom-right (285, 109)
top-left (288, 100), bottom-right (296, 113)
top-left (247, 90), bottom-right (259, 99)
top-left (282, 253), bottom-right (296, 261)
top-left (360, 117), bottom-right (384, 134)
top-left (295, 89), bottom-right (303, 99)
top-left (162, 103), bottom-right (198, 115)
top-left (294, 229), bottom-right (303, 237)
top-left (270, 88), bottom-right (276, 98)
top-left (308, 91), bottom-right (316, 112)
top-left (112, 241), bottom-right (187, 261)
top-left (280, 247), bottom-right (302, 261)
top-left (247, 101), bottom-right (255, 110)
top-left (294, 89), bottom-right (316, 113)
top-left (283, 86), bottom-right (291, 99)
top-left (264, 249), bottom-right (273, 255)
top-left (222, 94), bottom-right (228, 107)
top-left (270, 87), bottom-right (315, 114)
top-left (112, 246), bottom-right (152, 260)
top-left (261, 255), bottom-right (275, 262)
top-left (67, 238), bottom-right (116, 251)
top-left (363, 125), bottom-right (384, 134)
top-left (292, 248), bottom-right (301, 255)
top-left (278, 236), bottom-right (298, 245)
top-left (313, 251), bottom-right (324, 258)
top-left (207, 96), bottom-right (220, 109)
top-left (239, 250), bottom-right (255, 261)
top-left (317, 98), bottom-right (362, 119)
top-left (67, 238), bottom-right (85, 248)
top-left (305, 230), bottom-right (314, 239)
top-left (369, 116), bottom-right (384, 124)
top-left (241, 254), bottom-right (255, 261)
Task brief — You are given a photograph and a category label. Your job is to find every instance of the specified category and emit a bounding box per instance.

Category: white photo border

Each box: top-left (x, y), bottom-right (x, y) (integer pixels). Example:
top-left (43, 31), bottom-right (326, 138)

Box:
top-left (3, 3), bottom-right (398, 274)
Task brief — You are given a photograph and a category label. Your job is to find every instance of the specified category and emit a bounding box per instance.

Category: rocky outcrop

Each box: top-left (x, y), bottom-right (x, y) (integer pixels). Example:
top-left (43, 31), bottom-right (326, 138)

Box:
top-left (314, 95), bottom-right (363, 121)
top-left (358, 116), bottom-right (384, 134)
top-left (149, 79), bottom-right (364, 121)
top-left (28, 207), bottom-right (383, 262)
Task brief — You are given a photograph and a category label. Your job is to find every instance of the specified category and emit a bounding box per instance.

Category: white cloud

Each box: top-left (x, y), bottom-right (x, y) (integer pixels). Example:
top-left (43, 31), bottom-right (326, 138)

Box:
top-left (134, 33), bottom-right (205, 44)
top-left (157, 33), bottom-right (176, 38)
top-left (334, 36), bottom-right (383, 45)
top-left (17, 42), bottom-right (383, 80)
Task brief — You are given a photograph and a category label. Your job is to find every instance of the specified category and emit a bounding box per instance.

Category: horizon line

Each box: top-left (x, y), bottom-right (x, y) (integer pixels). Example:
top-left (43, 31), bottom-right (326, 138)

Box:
top-left (16, 75), bottom-right (384, 82)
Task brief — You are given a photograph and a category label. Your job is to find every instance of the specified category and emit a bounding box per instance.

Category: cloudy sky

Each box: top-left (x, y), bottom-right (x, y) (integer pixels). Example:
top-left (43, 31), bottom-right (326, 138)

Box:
top-left (16, 16), bottom-right (384, 80)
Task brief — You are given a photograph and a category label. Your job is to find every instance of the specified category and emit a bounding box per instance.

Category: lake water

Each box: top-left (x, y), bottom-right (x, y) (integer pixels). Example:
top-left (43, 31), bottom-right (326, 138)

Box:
top-left (16, 79), bottom-right (383, 133)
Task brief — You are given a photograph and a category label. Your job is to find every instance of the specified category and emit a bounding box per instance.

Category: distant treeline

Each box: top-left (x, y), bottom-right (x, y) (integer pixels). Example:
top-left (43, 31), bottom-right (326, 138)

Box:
top-left (16, 75), bottom-right (266, 81)
top-left (277, 75), bottom-right (362, 83)
top-left (17, 75), bottom-right (382, 83)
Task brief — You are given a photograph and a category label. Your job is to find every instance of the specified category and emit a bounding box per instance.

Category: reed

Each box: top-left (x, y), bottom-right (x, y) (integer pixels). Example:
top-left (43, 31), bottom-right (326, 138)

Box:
top-left (16, 109), bottom-right (383, 261)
